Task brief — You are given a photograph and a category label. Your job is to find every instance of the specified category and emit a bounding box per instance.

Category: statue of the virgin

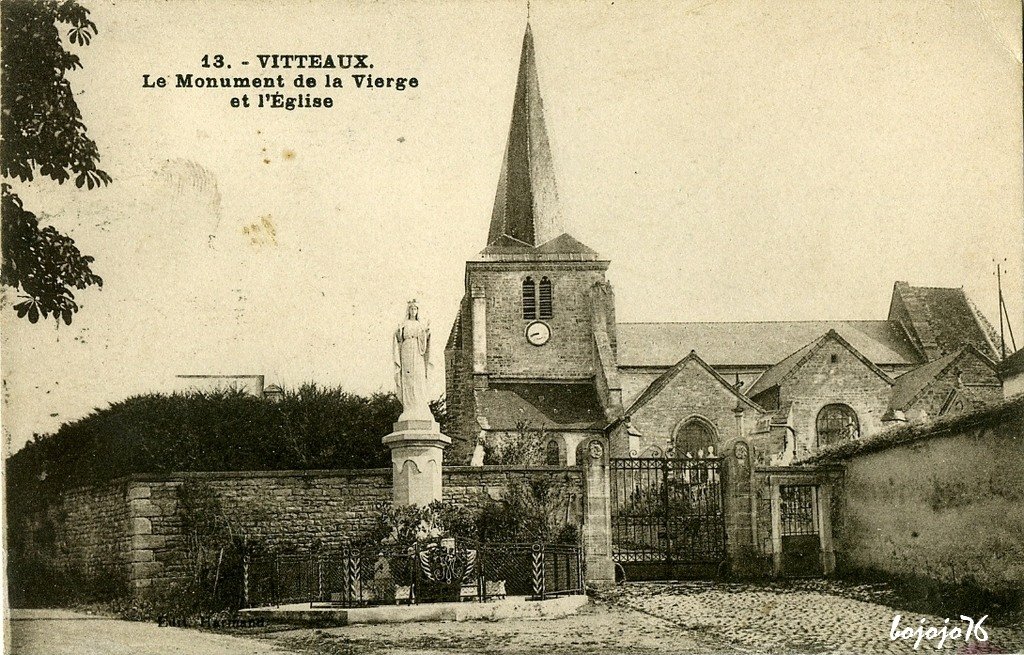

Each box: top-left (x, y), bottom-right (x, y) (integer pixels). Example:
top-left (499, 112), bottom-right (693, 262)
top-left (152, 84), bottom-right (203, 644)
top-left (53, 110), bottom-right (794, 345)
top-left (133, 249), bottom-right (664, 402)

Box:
top-left (393, 300), bottom-right (432, 422)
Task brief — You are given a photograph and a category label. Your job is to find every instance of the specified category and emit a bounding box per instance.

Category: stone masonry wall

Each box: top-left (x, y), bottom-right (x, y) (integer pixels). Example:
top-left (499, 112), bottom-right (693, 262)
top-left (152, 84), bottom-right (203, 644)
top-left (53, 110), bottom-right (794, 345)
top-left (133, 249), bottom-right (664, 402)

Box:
top-left (832, 409), bottom-right (1024, 598)
top-left (780, 339), bottom-right (893, 458)
top-left (133, 469), bottom-right (394, 589)
top-left (129, 466), bottom-right (583, 593)
top-left (906, 352), bottom-right (1001, 418)
top-left (53, 481), bottom-right (132, 585)
top-left (626, 358), bottom-right (765, 456)
top-left (6, 480), bottom-right (133, 604)
top-left (467, 263), bottom-right (608, 381)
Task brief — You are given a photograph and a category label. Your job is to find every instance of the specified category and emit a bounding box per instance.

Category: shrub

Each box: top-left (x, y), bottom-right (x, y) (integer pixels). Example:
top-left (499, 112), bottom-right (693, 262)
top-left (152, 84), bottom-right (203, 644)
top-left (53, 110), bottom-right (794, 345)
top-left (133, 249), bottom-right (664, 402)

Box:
top-left (6, 385), bottom-right (456, 504)
top-left (476, 476), bottom-right (580, 544)
top-left (483, 421), bottom-right (546, 466)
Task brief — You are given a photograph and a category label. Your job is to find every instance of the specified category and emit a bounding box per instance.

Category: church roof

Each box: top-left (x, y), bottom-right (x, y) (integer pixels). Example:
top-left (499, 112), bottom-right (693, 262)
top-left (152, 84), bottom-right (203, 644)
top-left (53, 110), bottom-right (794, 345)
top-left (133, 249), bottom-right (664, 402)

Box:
top-left (746, 330), bottom-right (894, 398)
top-left (486, 24), bottom-right (563, 249)
top-left (887, 282), bottom-right (1000, 360)
top-left (889, 345), bottom-right (997, 411)
top-left (475, 382), bottom-right (606, 431)
top-left (999, 347), bottom-right (1024, 379)
top-left (617, 320), bottom-right (923, 369)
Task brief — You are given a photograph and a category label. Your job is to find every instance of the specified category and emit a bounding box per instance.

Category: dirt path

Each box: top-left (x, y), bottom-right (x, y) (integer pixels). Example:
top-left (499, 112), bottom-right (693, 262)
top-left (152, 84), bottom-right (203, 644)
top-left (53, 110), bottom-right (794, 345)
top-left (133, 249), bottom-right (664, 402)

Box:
top-left (7, 609), bottom-right (293, 655)
top-left (7, 600), bottom-right (729, 655)
top-left (260, 599), bottom-right (728, 655)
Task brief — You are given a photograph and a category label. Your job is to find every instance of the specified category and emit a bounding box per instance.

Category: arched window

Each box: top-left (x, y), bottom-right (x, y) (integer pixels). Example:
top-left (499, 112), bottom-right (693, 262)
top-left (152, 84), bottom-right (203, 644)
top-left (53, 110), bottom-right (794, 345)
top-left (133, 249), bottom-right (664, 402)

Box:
top-left (816, 404), bottom-right (859, 447)
top-left (538, 277), bottom-right (553, 319)
top-left (673, 418), bottom-right (716, 457)
top-left (522, 277), bottom-right (536, 319)
top-left (545, 439), bottom-right (560, 465)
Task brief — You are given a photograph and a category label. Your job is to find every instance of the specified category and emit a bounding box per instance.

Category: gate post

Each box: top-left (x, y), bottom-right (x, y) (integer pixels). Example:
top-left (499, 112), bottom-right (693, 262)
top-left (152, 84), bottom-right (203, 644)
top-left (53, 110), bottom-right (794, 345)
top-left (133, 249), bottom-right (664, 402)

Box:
top-left (724, 439), bottom-right (759, 576)
top-left (582, 438), bottom-right (616, 588)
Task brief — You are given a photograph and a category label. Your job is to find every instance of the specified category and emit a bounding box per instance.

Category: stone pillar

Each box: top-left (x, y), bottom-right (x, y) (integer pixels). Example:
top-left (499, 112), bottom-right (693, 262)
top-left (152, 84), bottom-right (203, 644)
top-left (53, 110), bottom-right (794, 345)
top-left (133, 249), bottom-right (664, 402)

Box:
top-left (582, 438), bottom-right (615, 587)
top-left (127, 482), bottom-right (166, 595)
top-left (382, 418), bottom-right (451, 506)
top-left (723, 439), bottom-right (759, 576)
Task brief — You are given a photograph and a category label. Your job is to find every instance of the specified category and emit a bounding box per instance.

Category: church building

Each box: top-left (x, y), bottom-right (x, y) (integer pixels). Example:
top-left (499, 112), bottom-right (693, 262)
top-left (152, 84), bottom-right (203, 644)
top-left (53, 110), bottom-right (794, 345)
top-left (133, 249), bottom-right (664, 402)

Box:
top-left (444, 26), bottom-right (1004, 470)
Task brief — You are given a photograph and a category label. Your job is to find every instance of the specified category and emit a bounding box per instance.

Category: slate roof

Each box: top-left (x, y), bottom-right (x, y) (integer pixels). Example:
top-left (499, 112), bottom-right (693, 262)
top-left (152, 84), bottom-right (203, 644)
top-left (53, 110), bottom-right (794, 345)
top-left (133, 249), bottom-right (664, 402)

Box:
top-left (746, 330), bottom-right (895, 398)
top-left (616, 320), bottom-right (922, 368)
top-left (888, 350), bottom-right (962, 411)
top-left (486, 24), bottom-right (564, 249)
top-left (479, 232), bottom-right (599, 258)
top-left (475, 382), bottom-right (606, 430)
top-left (999, 348), bottom-right (1024, 378)
top-left (888, 283), bottom-right (999, 360)
top-left (889, 345), bottom-right (999, 411)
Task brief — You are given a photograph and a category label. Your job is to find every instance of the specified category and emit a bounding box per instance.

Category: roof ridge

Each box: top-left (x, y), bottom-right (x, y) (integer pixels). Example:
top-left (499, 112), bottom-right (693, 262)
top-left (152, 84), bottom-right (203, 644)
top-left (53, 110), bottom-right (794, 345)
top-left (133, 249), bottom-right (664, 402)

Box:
top-left (903, 284), bottom-right (964, 291)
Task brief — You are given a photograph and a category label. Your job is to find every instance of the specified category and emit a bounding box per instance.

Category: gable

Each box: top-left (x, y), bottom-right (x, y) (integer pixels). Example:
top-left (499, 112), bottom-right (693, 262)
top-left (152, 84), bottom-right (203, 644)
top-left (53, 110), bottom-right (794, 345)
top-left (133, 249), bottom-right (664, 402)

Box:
top-left (895, 348), bottom-right (1001, 416)
top-left (749, 330), bottom-right (894, 401)
top-left (626, 354), bottom-right (764, 439)
top-left (775, 335), bottom-right (894, 401)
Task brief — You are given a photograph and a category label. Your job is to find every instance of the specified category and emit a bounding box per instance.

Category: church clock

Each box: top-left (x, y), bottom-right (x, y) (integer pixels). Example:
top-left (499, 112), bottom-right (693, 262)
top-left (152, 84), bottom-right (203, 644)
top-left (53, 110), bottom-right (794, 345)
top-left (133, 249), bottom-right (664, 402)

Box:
top-left (525, 321), bottom-right (551, 346)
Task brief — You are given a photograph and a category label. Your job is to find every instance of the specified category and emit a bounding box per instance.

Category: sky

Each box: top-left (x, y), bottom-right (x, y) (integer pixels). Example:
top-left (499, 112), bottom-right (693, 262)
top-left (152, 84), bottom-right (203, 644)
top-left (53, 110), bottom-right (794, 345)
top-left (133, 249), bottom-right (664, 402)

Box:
top-left (2, 0), bottom-right (1022, 453)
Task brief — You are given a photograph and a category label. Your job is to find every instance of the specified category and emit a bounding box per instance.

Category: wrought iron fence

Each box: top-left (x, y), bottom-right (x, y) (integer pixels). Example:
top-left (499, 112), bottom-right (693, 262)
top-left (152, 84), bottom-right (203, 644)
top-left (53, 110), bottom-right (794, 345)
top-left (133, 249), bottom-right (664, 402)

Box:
top-left (243, 540), bottom-right (584, 608)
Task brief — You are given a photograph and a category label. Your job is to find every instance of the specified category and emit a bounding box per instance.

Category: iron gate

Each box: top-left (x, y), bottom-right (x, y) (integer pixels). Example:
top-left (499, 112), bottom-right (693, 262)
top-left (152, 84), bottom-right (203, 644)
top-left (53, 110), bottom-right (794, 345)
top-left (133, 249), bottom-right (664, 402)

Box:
top-left (779, 485), bottom-right (822, 577)
top-left (610, 456), bottom-right (726, 579)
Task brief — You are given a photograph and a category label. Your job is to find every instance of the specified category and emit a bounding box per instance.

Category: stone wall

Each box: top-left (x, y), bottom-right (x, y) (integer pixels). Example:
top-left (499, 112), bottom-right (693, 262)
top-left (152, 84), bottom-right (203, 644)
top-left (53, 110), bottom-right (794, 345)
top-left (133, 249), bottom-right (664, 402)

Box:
top-left (904, 351), bottom-right (1001, 418)
top-left (6, 480), bottom-right (133, 604)
top-left (817, 397), bottom-right (1024, 599)
top-left (621, 356), bottom-right (765, 458)
top-left (10, 465), bottom-right (585, 598)
top-left (464, 261), bottom-right (609, 381)
top-left (134, 469), bottom-right (394, 589)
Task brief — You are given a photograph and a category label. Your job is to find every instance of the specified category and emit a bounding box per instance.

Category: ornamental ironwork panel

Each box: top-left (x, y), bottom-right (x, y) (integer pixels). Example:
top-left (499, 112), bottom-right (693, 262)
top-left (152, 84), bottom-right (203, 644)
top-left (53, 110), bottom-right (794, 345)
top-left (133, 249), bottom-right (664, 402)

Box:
top-left (780, 485), bottom-right (818, 536)
top-left (242, 541), bottom-right (584, 609)
top-left (609, 456), bottom-right (726, 565)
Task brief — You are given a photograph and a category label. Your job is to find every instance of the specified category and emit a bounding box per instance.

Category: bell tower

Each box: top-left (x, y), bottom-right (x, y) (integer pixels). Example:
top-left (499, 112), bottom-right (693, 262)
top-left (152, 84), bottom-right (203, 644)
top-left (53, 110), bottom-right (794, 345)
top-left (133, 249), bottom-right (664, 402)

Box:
top-left (444, 25), bottom-right (622, 458)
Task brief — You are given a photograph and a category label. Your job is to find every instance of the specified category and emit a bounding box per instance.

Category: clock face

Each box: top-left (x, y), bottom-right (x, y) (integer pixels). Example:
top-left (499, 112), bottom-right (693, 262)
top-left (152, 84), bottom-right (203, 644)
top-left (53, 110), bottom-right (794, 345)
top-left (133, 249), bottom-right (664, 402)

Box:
top-left (525, 321), bottom-right (551, 346)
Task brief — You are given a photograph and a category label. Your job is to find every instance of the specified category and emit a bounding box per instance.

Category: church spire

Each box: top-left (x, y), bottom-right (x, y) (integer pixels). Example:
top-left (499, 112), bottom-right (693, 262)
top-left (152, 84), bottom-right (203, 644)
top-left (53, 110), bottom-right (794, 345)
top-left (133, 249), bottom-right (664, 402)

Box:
top-left (486, 24), bottom-right (564, 248)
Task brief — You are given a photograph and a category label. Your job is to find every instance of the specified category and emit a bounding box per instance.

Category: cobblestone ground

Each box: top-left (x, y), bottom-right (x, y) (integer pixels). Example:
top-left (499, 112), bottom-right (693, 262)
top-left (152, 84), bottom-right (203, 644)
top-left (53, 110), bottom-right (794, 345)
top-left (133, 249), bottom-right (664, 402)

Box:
top-left (604, 580), bottom-right (1024, 655)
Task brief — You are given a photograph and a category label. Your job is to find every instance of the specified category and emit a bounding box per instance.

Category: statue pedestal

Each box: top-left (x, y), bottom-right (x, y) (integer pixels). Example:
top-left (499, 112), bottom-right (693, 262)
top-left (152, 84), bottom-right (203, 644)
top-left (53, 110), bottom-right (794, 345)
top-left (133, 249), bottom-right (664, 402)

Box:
top-left (382, 419), bottom-right (451, 507)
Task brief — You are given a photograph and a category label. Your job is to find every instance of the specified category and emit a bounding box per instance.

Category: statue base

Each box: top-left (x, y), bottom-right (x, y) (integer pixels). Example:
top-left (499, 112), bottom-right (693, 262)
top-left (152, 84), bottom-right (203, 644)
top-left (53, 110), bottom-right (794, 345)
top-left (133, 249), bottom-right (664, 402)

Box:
top-left (382, 420), bottom-right (451, 507)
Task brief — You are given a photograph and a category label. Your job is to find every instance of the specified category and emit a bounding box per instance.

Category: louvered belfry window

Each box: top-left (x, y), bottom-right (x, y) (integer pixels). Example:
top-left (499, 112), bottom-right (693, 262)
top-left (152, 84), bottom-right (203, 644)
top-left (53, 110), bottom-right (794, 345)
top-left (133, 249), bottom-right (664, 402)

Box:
top-left (522, 277), bottom-right (537, 319)
top-left (538, 277), bottom-right (553, 319)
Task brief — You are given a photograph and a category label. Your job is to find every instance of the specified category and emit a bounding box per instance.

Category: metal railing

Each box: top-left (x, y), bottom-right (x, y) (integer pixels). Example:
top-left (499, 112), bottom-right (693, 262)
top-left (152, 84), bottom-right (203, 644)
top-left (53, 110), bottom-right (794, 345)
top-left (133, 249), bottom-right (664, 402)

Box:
top-left (243, 540), bottom-right (584, 608)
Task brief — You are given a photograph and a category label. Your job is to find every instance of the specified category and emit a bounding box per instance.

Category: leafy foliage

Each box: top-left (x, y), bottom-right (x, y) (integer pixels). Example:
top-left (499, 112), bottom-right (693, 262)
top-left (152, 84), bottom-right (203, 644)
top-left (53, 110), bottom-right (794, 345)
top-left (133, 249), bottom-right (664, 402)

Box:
top-left (483, 421), bottom-right (546, 466)
top-left (361, 501), bottom-right (478, 552)
top-left (1, 0), bottom-right (109, 187)
top-left (477, 476), bottom-right (579, 544)
top-left (1, 185), bottom-right (102, 323)
top-left (174, 480), bottom-right (252, 614)
top-left (4, 385), bottom-right (417, 510)
top-left (1, 0), bottom-right (108, 323)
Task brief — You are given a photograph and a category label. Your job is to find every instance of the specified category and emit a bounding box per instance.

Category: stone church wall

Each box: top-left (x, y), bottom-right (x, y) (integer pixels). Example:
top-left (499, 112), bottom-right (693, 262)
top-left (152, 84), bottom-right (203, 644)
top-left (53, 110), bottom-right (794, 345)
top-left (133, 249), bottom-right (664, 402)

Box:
top-left (468, 264), bottom-right (607, 381)
top-left (625, 358), bottom-right (762, 456)
top-left (779, 339), bottom-right (892, 458)
top-left (904, 352), bottom-right (1001, 418)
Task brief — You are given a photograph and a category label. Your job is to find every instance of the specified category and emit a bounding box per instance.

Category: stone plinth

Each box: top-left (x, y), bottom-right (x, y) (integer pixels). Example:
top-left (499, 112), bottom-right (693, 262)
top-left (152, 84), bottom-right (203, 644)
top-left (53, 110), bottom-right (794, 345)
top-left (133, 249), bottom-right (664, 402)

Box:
top-left (382, 419), bottom-right (451, 506)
